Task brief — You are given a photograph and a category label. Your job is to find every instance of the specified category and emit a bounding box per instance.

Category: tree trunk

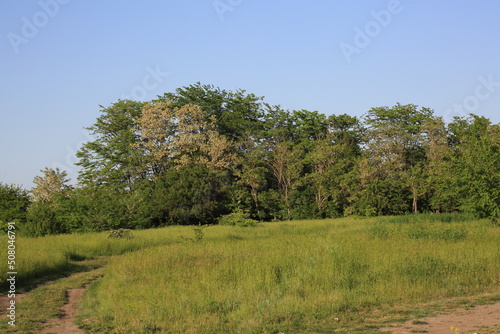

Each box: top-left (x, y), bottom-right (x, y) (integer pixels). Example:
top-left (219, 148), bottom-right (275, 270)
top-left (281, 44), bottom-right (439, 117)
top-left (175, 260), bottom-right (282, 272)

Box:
top-left (412, 188), bottom-right (418, 213)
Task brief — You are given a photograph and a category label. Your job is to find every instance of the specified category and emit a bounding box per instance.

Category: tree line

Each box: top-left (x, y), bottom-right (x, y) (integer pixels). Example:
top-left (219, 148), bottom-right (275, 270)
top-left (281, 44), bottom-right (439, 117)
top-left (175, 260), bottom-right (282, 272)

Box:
top-left (1, 83), bottom-right (499, 236)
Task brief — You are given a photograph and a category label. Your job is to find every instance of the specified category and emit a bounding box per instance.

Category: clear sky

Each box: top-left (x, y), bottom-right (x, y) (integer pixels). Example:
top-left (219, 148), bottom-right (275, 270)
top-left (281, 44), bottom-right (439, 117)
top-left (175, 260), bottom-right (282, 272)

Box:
top-left (1, 0), bottom-right (499, 189)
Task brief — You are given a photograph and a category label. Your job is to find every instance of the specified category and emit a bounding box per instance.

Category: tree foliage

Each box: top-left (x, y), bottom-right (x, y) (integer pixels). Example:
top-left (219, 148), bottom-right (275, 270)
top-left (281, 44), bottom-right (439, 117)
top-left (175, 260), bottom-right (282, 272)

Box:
top-left (134, 101), bottom-right (234, 177)
top-left (76, 100), bottom-right (146, 187)
top-left (0, 183), bottom-right (30, 232)
top-left (25, 168), bottom-right (72, 236)
top-left (4, 84), bottom-right (499, 236)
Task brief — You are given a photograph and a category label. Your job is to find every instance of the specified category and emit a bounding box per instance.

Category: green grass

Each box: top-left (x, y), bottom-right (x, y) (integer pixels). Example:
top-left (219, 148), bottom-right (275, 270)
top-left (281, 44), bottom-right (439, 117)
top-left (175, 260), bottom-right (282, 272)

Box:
top-left (77, 216), bottom-right (499, 333)
top-left (0, 226), bottom-right (208, 291)
top-left (0, 257), bottom-right (107, 333)
top-left (1, 215), bottom-right (499, 333)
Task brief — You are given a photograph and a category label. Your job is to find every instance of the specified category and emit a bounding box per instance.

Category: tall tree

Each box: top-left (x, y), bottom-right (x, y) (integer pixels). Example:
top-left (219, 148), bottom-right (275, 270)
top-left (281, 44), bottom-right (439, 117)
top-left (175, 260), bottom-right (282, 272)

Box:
top-left (76, 100), bottom-right (146, 187)
top-left (268, 141), bottom-right (303, 220)
top-left (159, 82), bottom-right (265, 142)
top-left (322, 114), bottom-right (363, 216)
top-left (448, 115), bottom-right (500, 217)
top-left (364, 104), bottom-right (434, 168)
top-left (421, 118), bottom-right (455, 212)
top-left (291, 109), bottom-right (328, 141)
top-left (134, 101), bottom-right (234, 177)
top-left (357, 104), bottom-right (435, 215)
top-left (261, 106), bottom-right (303, 219)
top-left (131, 101), bottom-right (177, 178)
top-left (401, 165), bottom-right (428, 213)
top-left (233, 138), bottom-right (269, 219)
top-left (305, 139), bottom-right (335, 216)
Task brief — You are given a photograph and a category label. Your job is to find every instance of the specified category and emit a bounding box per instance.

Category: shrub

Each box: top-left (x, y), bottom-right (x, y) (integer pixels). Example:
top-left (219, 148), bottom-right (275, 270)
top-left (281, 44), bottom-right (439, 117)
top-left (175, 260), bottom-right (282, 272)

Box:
top-left (106, 229), bottom-right (133, 239)
top-left (193, 226), bottom-right (205, 242)
top-left (218, 212), bottom-right (258, 227)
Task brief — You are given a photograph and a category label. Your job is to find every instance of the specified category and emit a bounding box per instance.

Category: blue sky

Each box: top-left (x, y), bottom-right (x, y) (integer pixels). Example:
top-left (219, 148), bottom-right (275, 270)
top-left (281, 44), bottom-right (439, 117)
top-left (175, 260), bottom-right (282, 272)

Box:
top-left (1, 0), bottom-right (499, 189)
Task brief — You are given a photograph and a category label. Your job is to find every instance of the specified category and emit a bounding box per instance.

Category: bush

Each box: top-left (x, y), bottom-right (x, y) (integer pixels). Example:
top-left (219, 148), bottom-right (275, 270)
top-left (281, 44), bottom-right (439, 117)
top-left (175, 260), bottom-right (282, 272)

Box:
top-left (218, 212), bottom-right (258, 227)
top-left (106, 229), bottom-right (134, 239)
top-left (24, 202), bottom-right (65, 237)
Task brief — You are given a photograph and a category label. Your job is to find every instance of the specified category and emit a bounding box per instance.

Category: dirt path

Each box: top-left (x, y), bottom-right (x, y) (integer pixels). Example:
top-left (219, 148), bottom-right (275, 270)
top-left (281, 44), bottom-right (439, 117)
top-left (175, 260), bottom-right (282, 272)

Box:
top-left (0, 293), bottom-right (25, 317)
top-left (0, 282), bottom-right (89, 333)
top-left (41, 286), bottom-right (88, 334)
top-left (380, 302), bottom-right (500, 333)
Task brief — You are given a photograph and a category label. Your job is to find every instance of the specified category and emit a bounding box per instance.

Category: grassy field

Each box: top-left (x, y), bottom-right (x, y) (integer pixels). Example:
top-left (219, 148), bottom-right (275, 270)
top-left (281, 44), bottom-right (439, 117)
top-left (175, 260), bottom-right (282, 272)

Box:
top-left (0, 226), bottom-right (201, 289)
top-left (1, 214), bottom-right (500, 333)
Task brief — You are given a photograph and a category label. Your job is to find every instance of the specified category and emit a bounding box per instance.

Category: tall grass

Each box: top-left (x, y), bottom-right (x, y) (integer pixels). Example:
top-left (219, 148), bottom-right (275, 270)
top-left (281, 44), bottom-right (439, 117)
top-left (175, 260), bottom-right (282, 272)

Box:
top-left (78, 216), bottom-right (500, 333)
top-left (0, 226), bottom-right (215, 289)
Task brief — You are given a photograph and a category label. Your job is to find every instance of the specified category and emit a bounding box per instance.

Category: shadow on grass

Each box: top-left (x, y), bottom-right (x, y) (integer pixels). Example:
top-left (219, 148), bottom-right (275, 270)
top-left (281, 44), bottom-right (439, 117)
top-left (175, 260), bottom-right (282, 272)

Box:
top-left (2, 257), bottom-right (108, 295)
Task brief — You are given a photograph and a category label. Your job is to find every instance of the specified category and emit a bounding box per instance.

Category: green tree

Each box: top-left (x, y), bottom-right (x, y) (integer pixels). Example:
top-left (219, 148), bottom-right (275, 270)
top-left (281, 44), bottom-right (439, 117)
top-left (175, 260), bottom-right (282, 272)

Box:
top-left (0, 183), bottom-right (30, 232)
top-left (364, 103), bottom-right (434, 167)
top-left (25, 168), bottom-right (72, 236)
top-left (151, 165), bottom-right (228, 225)
top-left (159, 82), bottom-right (265, 142)
top-left (401, 164), bottom-right (428, 213)
top-left (291, 109), bottom-right (328, 141)
top-left (421, 118), bottom-right (456, 212)
top-left (326, 114), bottom-right (363, 216)
top-left (448, 115), bottom-right (500, 217)
top-left (268, 141), bottom-right (303, 220)
top-left (233, 137), bottom-right (269, 220)
top-left (357, 104), bottom-right (435, 215)
top-left (305, 139), bottom-right (336, 217)
top-left (76, 100), bottom-right (146, 187)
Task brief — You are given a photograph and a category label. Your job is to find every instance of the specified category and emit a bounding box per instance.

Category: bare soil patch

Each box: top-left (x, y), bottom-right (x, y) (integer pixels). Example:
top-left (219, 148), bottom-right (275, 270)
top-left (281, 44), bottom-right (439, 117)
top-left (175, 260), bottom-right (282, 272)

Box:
top-left (40, 285), bottom-right (88, 334)
top-left (380, 302), bottom-right (500, 333)
top-left (0, 293), bottom-right (25, 317)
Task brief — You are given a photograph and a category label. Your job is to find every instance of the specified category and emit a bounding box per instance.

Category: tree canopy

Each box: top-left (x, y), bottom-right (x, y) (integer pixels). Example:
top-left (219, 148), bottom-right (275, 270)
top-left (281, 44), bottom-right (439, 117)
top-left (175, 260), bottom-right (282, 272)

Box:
top-left (2, 83), bottom-right (499, 236)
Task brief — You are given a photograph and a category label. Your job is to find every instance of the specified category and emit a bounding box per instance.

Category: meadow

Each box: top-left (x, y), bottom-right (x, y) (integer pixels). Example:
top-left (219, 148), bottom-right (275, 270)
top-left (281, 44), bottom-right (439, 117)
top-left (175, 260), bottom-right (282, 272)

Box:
top-left (1, 214), bottom-right (500, 333)
top-left (0, 226), bottom-right (191, 289)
